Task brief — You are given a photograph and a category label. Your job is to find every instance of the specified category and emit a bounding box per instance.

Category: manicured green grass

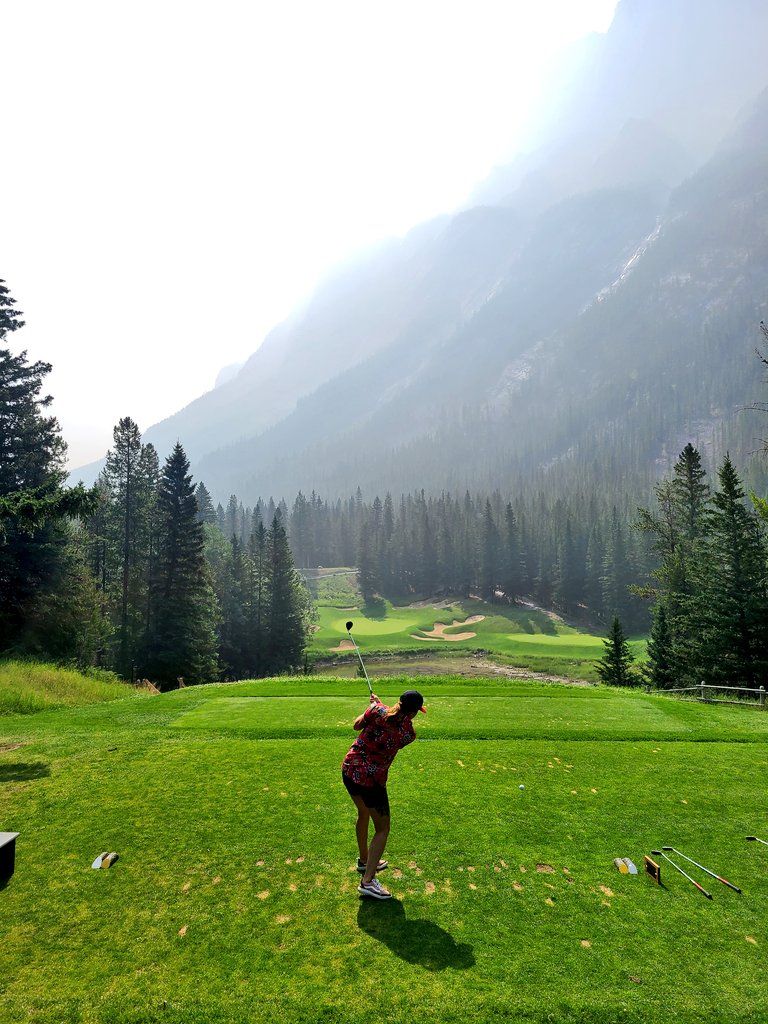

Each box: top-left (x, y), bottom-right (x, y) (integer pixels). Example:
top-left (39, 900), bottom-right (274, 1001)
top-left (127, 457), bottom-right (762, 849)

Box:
top-left (1, 674), bottom-right (767, 1023)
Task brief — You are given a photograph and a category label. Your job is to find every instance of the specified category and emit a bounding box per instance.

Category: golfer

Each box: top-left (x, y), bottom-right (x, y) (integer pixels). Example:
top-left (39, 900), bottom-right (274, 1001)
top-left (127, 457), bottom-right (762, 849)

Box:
top-left (341, 689), bottom-right (426, 899)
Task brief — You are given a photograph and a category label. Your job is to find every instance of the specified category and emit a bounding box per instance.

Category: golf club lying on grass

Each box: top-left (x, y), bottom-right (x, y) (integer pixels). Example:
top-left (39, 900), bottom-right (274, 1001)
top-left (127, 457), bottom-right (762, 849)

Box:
top-left (651, 850), bottom-right (713, 899)
top-left (745, 835), bottom-right (768, 846)
top-left (662, 847), bottom-right (741, 893)
top-left (345, 621), bottom-right (373, 696)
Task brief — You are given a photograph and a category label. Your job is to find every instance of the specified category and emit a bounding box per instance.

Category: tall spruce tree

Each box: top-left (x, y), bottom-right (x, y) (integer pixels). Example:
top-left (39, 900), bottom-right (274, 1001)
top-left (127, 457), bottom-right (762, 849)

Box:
top-left (102, 418), bottom-right (159, 677)
top-left (265, 510), bottom-right (308, 674)
top-left (145, 444), bottom-right (219, 687)
top-left (696, 455), bottom-right (768, 688)
top-left (0, 280), bottom-right (97, 657)
top-left (645, 603), bottom-right (676, 689)
top-left (597, 616), bottom-right (638, 687)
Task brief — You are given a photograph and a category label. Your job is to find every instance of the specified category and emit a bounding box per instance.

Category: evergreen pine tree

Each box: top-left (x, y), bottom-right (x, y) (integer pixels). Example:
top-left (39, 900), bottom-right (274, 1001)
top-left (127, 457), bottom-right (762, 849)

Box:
top-left (597, 616), bottom-right (638, 687)
top-left (146, 444), bottom-right (219, 687)
top-left (645, 603), bottom-right (676, 689)
top-left (0, 280), bottom-right (97, 656)
top-left (696, 455), bottom-right (768, 688)
top-left (265, 510), bottom-right (308, 674)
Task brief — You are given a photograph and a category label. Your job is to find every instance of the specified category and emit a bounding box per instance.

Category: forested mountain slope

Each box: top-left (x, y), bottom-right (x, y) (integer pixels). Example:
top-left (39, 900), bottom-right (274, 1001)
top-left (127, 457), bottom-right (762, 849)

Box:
top-left (72, 0), bottom-right (768, 505)
top-left (195, 85), bottom-right (768, 503)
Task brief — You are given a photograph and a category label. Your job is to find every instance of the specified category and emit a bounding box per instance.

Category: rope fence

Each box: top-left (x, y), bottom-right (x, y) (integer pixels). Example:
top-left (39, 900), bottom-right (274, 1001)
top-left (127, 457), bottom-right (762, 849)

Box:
top-left (645, 681), bottom-right (767, 709)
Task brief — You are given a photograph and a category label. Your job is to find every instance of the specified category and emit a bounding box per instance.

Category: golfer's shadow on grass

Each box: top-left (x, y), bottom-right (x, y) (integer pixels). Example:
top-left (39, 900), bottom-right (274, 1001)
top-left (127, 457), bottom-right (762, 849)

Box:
top-left (357, 898), bottom-right (475, 971)
top-left (0, 762), bottom-right (49, 783)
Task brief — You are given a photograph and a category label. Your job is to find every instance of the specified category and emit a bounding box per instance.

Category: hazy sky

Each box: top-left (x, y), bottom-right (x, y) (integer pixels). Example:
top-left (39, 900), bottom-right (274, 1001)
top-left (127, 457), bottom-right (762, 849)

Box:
top-left (1, 1), bottom-right (618, 469)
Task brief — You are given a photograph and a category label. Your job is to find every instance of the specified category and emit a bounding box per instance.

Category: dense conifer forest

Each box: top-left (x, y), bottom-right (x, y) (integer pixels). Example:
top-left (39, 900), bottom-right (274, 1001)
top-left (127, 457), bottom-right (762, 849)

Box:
top-left (3, 275), bottom-right (768, 690)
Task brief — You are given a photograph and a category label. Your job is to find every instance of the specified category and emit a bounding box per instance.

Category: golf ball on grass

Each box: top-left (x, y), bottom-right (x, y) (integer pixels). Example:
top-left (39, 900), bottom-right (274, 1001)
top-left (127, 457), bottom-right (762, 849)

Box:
top-left (519, 784), bottom-right (525, 789)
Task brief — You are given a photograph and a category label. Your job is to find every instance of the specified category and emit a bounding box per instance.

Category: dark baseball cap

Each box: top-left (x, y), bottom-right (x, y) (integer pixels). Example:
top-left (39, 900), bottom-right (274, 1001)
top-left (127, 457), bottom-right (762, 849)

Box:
top-left (400, 689), bottom-right (427, 714)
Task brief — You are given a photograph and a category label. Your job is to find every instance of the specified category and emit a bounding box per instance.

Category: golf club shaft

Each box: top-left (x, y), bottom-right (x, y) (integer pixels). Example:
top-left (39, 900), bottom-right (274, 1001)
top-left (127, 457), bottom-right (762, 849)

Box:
top-left (653, 850), bottom-right (713, 899)
top-left (663, 847), bottom-right (741, 893)
top-left (746, 835), bottom-right (768, 846)
top-left (346, 630), bottom-right (373, 694)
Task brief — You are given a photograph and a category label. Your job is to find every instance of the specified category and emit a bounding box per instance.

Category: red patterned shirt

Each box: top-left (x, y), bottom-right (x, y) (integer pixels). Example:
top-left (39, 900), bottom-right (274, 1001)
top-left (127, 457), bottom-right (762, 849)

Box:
top-left (341, 703), bottom-right (416, 786)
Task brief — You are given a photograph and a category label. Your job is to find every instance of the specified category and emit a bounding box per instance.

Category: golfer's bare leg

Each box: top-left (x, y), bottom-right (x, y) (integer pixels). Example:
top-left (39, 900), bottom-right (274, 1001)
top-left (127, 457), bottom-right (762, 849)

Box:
top-left (349, 794), bottom-right (371, 861)
top-left (363, 808), bottom-right (390, 888)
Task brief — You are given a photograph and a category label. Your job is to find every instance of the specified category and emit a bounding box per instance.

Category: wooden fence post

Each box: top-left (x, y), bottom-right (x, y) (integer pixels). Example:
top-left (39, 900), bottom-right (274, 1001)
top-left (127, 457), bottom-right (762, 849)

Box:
top-left (760, 686), bottom-right (765, 709)
top-left (700, 681), bottom-right (707, 702)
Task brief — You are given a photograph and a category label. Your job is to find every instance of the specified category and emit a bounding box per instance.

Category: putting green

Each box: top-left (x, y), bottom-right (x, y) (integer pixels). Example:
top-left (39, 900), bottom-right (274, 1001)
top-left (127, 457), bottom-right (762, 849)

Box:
top-left (329, 614), bottom-right (422, 636)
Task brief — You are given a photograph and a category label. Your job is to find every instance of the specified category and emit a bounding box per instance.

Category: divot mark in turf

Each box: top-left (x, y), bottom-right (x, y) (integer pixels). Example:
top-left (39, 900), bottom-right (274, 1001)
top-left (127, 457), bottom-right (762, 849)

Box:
top-left (275, 915), bottom-right (291, 925)
top-left (425, 882), bottom-right (436, 894)
top-left (296, 856), bottom-right (304, 863)
top-left (629, 976), bottom-right (642, 984)
top-left (469, 883), bottom-right (478, 890)
top-left (536, 864), bottom-right (554, 874)
top-left (182, 882), bottom-right (191, 893)
top-left (178, 925), bottom-right (188, 937)
top-left (457, 760), bottom-right (465, 767)
top-left (392, 869), bottom-right (403, 879)
top-left (257, 891), bottom-right (270, 900)
top-left (212, 876), bottom-right (221, 885)
top-left (545, 897), bottom-right (555, 906)
top-left (408, 861), bottom-right (418, 869)
top-left (519, 865), bottom-right (527, 873)
top-left (513, 881), bottom-right (524, 892)
top-left (581, 940), bottom-right (591, 948)
top-left (467, 866), bottom-right (475, 872)
top-left (255, 860), bottom-right (265, 867)
top-left (746, 936), bottom-right (758, 945)
top-left (289, 884), bottom-right (297, 892)
top-left (285, 858), bottom-right (292, 864)
top-left (599, 885), bottom-right (613, 897)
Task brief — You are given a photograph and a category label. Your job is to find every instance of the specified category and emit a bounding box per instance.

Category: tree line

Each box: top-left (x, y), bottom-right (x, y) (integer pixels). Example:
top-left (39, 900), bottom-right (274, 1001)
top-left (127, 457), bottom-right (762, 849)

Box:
top-left (0, 280), bottom-right (309, 686)
top-left (214, 486), bottom-right (654, 635)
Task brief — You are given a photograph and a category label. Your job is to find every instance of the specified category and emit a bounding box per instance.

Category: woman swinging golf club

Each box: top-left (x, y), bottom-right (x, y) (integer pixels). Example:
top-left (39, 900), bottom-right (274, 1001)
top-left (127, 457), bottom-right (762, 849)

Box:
top-left (341, 688), bottom-right (426, 899)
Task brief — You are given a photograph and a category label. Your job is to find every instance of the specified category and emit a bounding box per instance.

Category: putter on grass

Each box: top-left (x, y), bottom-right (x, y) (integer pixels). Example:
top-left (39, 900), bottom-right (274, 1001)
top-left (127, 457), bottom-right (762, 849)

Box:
top-left (652, 850), bottom-right (712, 900)
top-left (662, 847), bottom-right (741, 893)
top-left (745, 835), bottom-right (768, 846)
top-left (345, 621), bottom-right (373, 696)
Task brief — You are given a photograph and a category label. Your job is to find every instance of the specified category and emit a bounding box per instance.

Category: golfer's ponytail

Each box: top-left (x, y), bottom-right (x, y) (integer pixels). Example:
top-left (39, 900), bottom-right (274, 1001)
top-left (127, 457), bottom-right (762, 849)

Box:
top-left (384, 701), bottom-right (404, 721)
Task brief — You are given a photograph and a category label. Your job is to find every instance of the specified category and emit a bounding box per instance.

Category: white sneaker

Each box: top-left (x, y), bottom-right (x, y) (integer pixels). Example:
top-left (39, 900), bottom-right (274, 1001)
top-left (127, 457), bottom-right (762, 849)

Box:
top-left (358, 877), bottom-right (393, 899)
top-left (356, 858), bottom-right (388, 874)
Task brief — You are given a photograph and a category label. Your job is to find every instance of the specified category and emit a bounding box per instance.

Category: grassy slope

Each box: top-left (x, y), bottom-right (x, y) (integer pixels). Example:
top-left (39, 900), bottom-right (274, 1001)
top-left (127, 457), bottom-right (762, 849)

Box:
top-left (0, 661), bottom-right (140, 715)
top-left (1, 677), bottom-right (767, 1024)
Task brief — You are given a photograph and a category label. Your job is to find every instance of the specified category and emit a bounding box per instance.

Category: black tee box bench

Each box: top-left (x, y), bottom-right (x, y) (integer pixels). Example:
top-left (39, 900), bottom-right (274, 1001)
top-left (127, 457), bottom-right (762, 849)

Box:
top-left (0, 832), bottom-right (20, 883)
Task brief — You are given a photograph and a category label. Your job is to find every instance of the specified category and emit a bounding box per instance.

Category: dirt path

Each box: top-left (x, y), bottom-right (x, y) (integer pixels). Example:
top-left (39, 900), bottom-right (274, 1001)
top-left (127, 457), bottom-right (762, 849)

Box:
top-left (469, 659), bottom-right (593, 686)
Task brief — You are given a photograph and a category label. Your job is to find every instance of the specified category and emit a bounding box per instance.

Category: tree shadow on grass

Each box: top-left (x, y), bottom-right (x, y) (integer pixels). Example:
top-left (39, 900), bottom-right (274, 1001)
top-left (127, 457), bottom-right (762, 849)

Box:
top-left (357, 898), bottom-right (475, 971)
top-left (0, 762), bottom-right (50, 783)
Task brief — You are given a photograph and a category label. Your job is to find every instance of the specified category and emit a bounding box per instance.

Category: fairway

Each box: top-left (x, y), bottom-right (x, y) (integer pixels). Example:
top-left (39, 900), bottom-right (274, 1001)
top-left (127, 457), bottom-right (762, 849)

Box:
top-left (308, 590), bottom-right (636, 680)
top-left (2, 677), bottom-right (767, 1024)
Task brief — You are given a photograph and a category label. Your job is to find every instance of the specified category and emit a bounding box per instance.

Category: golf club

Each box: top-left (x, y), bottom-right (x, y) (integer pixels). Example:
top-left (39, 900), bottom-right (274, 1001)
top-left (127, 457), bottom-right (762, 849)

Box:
top-left (662, 846), bottom-right (741, 893)
top-left (745, 835), bottom-right (768, 846)
top-left (651, 850), bottom-right (713, 900)
top-left (345, 620), bottom-right (373, 696)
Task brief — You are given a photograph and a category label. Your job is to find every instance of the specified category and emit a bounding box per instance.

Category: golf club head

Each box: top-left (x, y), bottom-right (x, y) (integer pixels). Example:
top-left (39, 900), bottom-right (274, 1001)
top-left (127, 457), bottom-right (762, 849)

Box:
top-left (345, 620), bottom-right (353, 632)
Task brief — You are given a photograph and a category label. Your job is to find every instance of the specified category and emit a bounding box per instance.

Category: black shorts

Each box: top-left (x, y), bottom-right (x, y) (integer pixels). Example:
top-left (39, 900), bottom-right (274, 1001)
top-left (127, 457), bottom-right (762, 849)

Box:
top-left (342, 771), bottom-right (390, 816)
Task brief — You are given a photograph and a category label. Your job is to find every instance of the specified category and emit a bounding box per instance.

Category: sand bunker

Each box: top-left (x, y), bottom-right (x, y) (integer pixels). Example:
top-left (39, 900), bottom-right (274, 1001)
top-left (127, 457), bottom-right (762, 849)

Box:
top-left (411, 615), bottom-right (485, 642)
top-left (329, 639), bottom-right (355, 652)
